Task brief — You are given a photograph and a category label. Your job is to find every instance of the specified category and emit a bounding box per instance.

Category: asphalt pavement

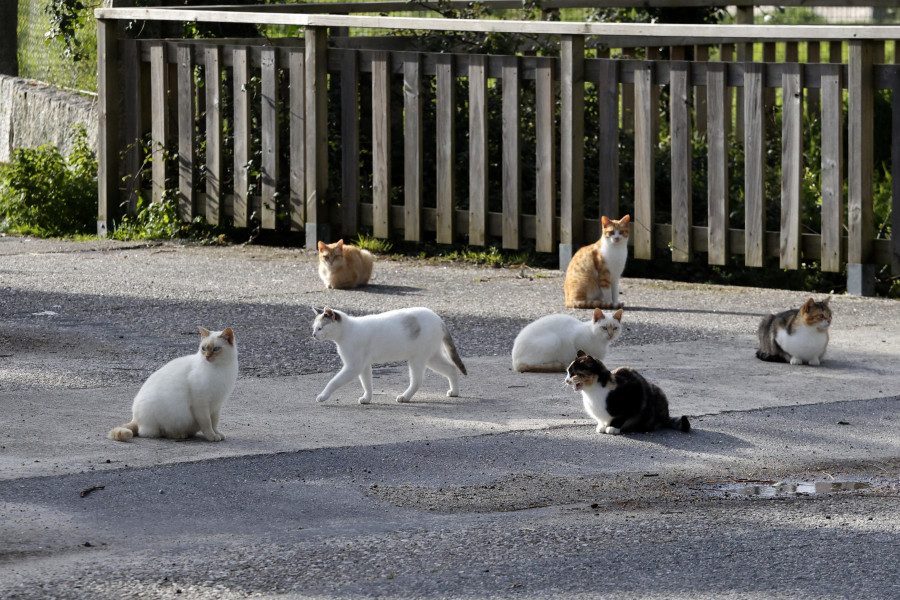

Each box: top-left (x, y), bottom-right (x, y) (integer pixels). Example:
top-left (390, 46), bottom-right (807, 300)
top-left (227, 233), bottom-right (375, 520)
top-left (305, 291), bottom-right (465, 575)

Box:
top-left (1, 236), bottom-right (899, 599)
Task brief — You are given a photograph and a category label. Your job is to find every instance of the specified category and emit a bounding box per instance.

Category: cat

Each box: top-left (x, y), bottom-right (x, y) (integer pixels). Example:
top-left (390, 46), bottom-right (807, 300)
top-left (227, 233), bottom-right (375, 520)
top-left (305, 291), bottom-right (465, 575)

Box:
top-left (317, 239), bottom-right (374, 289)
top-left (564, 215), bottom-right (630, 310)
top-left (512, 308), bottom-right (624, 372)
top-left (312, 306), bottom-right (466, 404)
top-left (108, 327), bottom-right (238, 442)
top-left (756, 297), bottom-right (832, 365)
top-left (565, 350), bottom-right (690, 435)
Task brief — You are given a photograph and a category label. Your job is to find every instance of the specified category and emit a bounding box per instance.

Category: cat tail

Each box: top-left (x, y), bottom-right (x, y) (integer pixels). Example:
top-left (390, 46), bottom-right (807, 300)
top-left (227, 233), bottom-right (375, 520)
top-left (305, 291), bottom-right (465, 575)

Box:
top-left (108, 421), bottom-right (139, 442)
top-left (755, 350), bottom-right (788, 363)
top-left (667, 416), bottom-right (691, 433)
top-left (441, 324), bottom-right (468, 375)
top-left (567, 299), bottom-right (621, 310)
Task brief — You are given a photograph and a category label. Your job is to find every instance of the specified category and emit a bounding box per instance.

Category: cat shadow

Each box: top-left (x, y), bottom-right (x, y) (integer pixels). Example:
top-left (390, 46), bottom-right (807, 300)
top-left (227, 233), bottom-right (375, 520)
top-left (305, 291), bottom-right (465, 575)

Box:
top-left (629, 426), bottom-right (754, 456)
top-left (623, 306), bottom-right (764, 318)
top-left (357, 284), bottom-right (423, 295)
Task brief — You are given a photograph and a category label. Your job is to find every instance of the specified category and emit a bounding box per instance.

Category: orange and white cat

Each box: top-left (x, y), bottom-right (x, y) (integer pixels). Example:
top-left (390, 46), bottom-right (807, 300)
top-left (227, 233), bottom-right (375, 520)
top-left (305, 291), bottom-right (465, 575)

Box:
top-left (317, 239), bottom-right (374, 289)
top-left (564, 215), bottom-right (630, 309)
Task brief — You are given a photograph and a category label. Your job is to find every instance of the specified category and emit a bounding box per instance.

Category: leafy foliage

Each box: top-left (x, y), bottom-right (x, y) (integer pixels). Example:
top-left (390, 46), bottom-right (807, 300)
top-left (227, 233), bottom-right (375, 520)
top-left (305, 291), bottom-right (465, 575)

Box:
top-left (0, 125), bottom-right (97, 237)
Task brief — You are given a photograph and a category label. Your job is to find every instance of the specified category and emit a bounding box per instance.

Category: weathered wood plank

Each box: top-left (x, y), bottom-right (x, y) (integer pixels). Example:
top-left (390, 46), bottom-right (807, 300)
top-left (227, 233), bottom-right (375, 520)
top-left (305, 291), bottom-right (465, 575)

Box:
top-left (305, 26), bottom-right (328, 246)
top-left (260, 47), bottom-right (278, 229)
top-left (340, 50), bottom-right (360, 237)
top-left (177, 45), bottom-right (195, 222)
top-left (501, 55), bottom-right (521, 250)
top-left (669, 61), bottom-right (691, 262)
top-left (706, 61), bottom-right (728, 265)
top-left (894, 70), bottom-right (900, 274)
top-left (289, 48), bottom-right (306, 232)
top-left (743, 63), bottom-right (766, 268)
top-left (402, 54), bottom-right (422, 242)
top-left (806, 41), bottom-right (820, 117)
top-left (560, 35), bottom-right (585, 266)
top-left (821, 63), bottom-right (843, 272)
top-left (597, 59), bottom-right (619, 220)
top-left (232, 46), bottom-right (250, 228)
top-left (535, 58), bottom-right (555, 253)
top-left (848, 41), bottom-right (874, 266)
top-left (436, 54), bottom-right (456, 245)
top-left (122, 40), bottom-right (142, 218)
top-left (780, 63), bottom-right (803, 270)
top-left (150, 42), bottom-right (168, 205)
top-left (371, 50), bottom-right (391, 239)
top-left (204, 46), bottom-right (222, 225)
top-left (633, 61), bottom-right (654, 260)
top-left (694, 44), bottom-right (708, 133)
top-left (97, 19), bottom-right (122, 237)
top-left (468, 54), bottom-right (488, 248)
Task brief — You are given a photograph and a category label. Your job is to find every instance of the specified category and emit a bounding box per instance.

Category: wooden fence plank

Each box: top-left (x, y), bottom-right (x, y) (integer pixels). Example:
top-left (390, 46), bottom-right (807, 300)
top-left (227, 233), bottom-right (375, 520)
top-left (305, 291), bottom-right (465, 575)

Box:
top-left (97, 19), bottom-right (122, 236)
top-left (559, 35), bottom-right (584, 266)
top-left (177, 45), bottom-right (194, 222)
top-left (436, 54), bottom-right (456, 244)
top-left (694, 44), bottom-right (708, 134)
top-left (122, 40), bottom-right (142, 217)
top-left (744, 62), bottom-right (766, 268)
top-left (204, 46), bottom-right (222, 225)
top-left (261, 47), bottom-right (278, 229)
top-left (821, 63), bottom-right (843, 272)
top-left (848, 41), bottom-right (874, 267)
top-left (289, 48), bottom-right (306, 232)
top-left (468, 54), bottom-right (488, 247)
top-left (894, 72), bottom-right (900, 274)
top-left (807, 41), bottom-right (821, 117)
top-left (150, 42), bottom-right (168, 205)
top-left (707, 61), bottom-right (728, 265)
top-left (340, 50), bottom-right (360, 237)
top-left (780, 63), bottom-right (803, 270)
top-left (535, 58), bottom-right (556, 253)
top-left (633, 61), bottom-right (655, 260)
top-left (669, 61), bottom-right (692, 262)
top-left (232, 46), bottom-right (250, 228)
top-left (501, 55), bottom-right (521, 249)
top-left (371, 50), bottom-right (391, 239)
top-left (597, 59), bottom-right (619, 220)
top-left (305, 26), bottom-right (328, 247)
top-left (403, 54), bottom-right (422, 242)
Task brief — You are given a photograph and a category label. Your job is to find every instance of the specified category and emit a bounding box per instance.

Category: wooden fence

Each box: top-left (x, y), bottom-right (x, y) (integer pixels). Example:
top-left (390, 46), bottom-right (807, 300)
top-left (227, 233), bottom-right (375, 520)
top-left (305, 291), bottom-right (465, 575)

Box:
top-left (95, 4), bottom-right (900, 295)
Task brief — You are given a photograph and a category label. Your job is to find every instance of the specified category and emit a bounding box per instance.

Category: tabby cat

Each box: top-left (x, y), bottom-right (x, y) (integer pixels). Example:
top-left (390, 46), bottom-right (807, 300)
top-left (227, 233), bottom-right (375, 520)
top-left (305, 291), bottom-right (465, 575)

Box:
top-left (565, 350), bottom-right (690, 435)
top-left (564, 215), bottom-right (630, 309)
top-left (756, 297), bottom-right (832, 365)
top-left (317, 239), bottom-right (374, 289)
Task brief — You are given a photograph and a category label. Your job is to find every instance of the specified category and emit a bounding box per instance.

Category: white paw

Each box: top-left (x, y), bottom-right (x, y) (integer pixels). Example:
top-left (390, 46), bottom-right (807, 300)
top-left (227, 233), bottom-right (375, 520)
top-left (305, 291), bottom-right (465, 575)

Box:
top-left (316, 393), bottom-right (328, 403)
top-left (789, 357), bottom-right (803, 365)
top-left (604, 426), bottom-right (621, 435)
top-left (446, 389), bottom-right (458, 398)
top-left (358, 396), bottom-right (371, 404)
top-left (809, 357), bottom-right (821, 366)
top-left (206, 432), bottom-right (224, 442)
top-left (396, 394), bottom-right (409, 403)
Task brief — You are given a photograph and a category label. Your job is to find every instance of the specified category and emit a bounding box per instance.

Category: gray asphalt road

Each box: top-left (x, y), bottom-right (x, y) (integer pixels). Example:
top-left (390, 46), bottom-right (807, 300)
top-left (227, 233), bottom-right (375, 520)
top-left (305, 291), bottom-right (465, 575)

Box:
top-left (1, 236), bottom-right (899, 599)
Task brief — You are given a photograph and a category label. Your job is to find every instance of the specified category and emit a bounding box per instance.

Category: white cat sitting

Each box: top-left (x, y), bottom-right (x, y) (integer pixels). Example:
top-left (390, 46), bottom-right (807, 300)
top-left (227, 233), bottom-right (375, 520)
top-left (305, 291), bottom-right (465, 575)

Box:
top-left (512, 308), bottom-right (623, 372)
top-left (108, 327), bottom-right (238, 442)
top-left (312, 307), bottom-right (467, 404)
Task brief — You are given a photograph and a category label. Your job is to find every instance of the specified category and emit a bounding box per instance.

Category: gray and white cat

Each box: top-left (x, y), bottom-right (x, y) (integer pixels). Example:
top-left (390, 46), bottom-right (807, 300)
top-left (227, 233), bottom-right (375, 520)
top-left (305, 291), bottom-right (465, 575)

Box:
top-left (756, 297), bottom-right (832, 365)
top-left (108, 327), bottom-right (238, 442)
top-left (565, 350), bottom-right (690, 435)
top-left (512, 308), bottom-right (623, 372)
top-left (312, 307), bottom-right (467, 404)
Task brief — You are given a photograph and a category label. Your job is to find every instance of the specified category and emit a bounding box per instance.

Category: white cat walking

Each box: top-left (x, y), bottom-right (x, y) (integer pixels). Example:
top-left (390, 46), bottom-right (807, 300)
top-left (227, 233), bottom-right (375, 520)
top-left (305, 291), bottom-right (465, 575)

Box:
top-left (512, 308), bottom-right (623, 372)
top-left (312, 307), bottom-right (467, 404)
top-left (108, 327), bottom-right (238, 442)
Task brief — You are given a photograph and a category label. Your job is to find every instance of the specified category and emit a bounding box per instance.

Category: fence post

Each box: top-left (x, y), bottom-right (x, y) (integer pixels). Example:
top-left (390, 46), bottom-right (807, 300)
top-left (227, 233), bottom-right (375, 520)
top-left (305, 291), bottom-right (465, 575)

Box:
top-left (0, 0), bottom-right (17, 76)
top-left (847, 40), bottom-right (875, 295)
top-left (559, 35), bottom-right (585, 270)
top-left (305, 26), bottom-right (329, 247)
top-left (97, 18), bottom-right (122, 237)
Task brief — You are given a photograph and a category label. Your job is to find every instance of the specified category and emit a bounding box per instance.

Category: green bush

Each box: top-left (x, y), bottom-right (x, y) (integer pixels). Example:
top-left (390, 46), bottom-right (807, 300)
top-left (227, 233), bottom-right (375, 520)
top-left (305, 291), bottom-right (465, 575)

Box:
top-left (0, 125), bottom-right (97, 236)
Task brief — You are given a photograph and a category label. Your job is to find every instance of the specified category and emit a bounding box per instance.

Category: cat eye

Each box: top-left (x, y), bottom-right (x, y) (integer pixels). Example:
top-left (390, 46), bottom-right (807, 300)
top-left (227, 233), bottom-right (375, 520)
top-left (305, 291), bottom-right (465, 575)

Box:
top-left (213, 346), bottom-right (221, 352)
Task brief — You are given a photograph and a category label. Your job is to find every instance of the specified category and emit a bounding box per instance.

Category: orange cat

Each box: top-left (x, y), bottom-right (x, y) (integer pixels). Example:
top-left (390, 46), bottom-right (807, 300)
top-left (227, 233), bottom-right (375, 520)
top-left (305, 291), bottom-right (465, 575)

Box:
top-left (317, 239), bottom-right (374, 289)
top-left (564, 215), bottom-right (630, 309)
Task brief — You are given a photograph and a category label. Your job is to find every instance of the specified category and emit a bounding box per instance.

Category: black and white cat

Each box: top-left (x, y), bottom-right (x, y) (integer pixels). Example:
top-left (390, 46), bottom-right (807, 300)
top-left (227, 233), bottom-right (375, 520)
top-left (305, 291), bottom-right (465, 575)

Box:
top-left (565, 350), bottom-right (689, 435)
top-left (312, 307), bottom-right (467, 404)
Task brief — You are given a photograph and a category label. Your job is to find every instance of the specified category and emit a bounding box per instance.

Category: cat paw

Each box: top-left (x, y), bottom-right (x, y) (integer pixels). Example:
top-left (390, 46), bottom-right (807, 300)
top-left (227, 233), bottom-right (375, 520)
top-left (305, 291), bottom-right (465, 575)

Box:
top-left (809, 357), bottom-right (821, 366)
top-left (316, 393), bottom-right (329, 403)
top-left (205, 432), bottom-right (224, 442)
top-left (604, 426), bottom-right (622, 435)
top-left (446, 389), bottom-right (459, 398)
top-left (395, 394), bottom-right (410, 403)
top-left (789, 357), bottom-right (803, 365)
top-left (358, 396), bottom-right (371, 404)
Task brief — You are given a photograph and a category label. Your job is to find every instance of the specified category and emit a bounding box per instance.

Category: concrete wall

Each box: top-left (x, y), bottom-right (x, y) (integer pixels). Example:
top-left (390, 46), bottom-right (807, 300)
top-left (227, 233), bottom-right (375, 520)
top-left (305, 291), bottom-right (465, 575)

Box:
top-left (0, 75), bottom-right (98, 163)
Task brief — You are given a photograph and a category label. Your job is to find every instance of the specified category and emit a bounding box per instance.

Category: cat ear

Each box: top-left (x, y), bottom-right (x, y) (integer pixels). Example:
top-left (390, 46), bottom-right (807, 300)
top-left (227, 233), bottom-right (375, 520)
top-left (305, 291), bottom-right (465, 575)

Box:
top-left (317, 241), bottom-right (327, 252)
top-left (576, 349), bottom-right (587, 358)
top-left (592, 308), bottom-right (602, 323)
top-left (198, 326), bottom-right (211, 338)
top-left (803, 298), bottom-right (816, 311)
top-left (620, 214), bottom-right (631, 224)
top-left (313, 307), bottom-right (323, 316)
top-left (600, 216), bottom-right (610, 228)
top-left (335, 239), bottom-right (344, 249)
top-left (323, 307), bottom-right (341, 322)
top-left (613, 308), bottom-right (624, 321)
top-left (220, 328), bottom-right (235, 346)
top-left (822, 296), bottom-right (831, 306)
